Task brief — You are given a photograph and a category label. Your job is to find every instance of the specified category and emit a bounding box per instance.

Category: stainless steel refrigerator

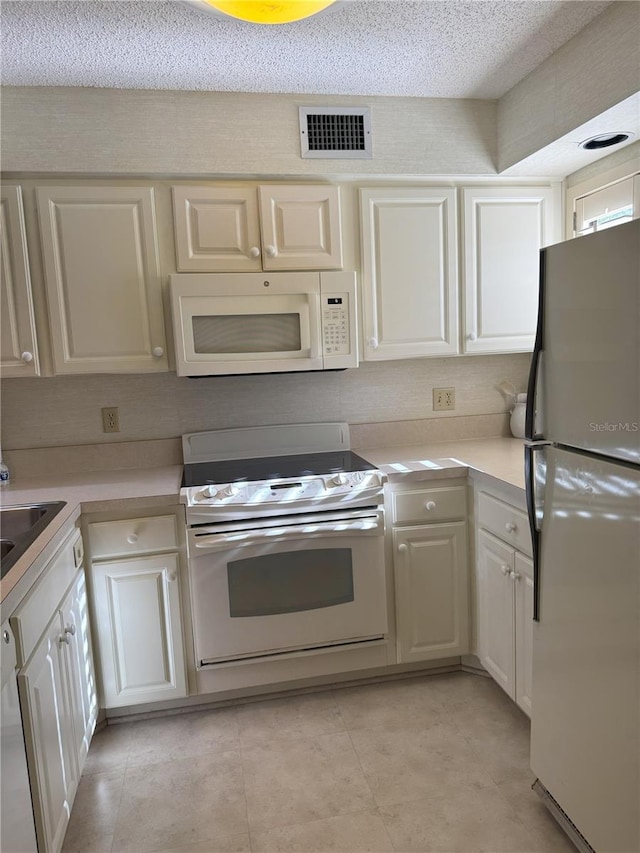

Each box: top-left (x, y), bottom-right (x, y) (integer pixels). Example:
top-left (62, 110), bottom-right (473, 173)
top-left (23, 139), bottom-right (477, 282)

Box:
top-left (525, 218), bottom-right (640, 853)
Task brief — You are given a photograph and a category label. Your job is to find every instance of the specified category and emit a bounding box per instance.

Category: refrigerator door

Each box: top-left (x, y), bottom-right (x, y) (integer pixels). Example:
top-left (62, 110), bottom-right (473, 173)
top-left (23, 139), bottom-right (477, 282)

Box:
top-left (530, 446), bottom-right (640, 853)
top-left (533, 218), bottom-right (639, 463)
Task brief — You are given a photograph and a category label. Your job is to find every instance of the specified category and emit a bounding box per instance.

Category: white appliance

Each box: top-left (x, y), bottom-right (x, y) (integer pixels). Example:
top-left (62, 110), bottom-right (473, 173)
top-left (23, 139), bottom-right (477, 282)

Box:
top-left (526, 218), bottom-right (640, 853)
top-left (181, 423), bottom-right (387, 667)
top-left (170, 271), bottom-right (358, 376)
top-left (1, 623), bottom-right (38, 852)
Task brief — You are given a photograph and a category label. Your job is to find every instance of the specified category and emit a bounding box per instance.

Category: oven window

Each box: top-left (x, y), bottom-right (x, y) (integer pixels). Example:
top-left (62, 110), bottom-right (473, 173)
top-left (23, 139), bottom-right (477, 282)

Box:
top-left (193, 314), bottom-right (302, 354)
top-left (227, 548), bottom-right (354, 617)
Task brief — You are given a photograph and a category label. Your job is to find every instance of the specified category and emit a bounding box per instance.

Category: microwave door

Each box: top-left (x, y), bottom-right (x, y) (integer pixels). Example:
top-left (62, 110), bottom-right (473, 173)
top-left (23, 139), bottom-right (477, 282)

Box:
top-left (173, 290), bottom-right (323, 376)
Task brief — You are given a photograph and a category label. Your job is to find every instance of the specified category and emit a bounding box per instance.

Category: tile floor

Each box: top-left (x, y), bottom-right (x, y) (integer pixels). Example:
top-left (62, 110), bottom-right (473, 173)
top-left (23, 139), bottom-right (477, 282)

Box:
top-left (62, 671), bottom-right (577, 853)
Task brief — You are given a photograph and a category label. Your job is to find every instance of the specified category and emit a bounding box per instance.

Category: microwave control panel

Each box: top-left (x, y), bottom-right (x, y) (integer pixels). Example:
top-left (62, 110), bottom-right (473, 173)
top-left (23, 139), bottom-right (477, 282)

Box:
top-left (322, 294), bottom-right (351, 355)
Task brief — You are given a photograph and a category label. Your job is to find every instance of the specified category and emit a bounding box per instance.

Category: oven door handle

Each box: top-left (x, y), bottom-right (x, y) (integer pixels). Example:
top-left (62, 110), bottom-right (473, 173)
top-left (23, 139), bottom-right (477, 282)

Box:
top-left (191, 516), bottom-right (382, 552)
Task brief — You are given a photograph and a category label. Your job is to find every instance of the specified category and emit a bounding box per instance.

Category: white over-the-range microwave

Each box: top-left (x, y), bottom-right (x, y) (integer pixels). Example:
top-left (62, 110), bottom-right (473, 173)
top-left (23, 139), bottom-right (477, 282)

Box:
top-left (169, 271), bottom-right (358, 377)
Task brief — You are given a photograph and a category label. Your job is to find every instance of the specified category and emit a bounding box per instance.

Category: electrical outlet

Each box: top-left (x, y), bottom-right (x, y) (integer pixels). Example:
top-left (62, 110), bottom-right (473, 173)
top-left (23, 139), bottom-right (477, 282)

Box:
top-left (101, 406), bottom-right (120, 433)
top-left (433, 387), bottom-right (455, 411)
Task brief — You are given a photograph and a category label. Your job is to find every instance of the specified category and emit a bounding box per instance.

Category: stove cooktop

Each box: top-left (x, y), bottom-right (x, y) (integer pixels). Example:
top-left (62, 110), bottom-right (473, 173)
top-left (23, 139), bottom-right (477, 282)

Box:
top-left (182, 450), bottom-right (377, 488)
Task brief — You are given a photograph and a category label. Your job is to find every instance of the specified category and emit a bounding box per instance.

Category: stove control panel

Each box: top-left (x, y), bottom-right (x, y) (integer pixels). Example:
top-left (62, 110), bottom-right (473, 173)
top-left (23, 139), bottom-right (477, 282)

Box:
top-left (186, 469), bottom-right (385, 511)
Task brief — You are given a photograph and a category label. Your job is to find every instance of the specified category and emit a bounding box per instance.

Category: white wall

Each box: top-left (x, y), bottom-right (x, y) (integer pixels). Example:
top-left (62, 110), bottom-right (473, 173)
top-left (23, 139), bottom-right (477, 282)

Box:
top-left (498, 2), bottom-right (640, 172)
top-left (0, 88), bottom-right (497, 176)
top-left (0, 355), bottom-right (530, 451)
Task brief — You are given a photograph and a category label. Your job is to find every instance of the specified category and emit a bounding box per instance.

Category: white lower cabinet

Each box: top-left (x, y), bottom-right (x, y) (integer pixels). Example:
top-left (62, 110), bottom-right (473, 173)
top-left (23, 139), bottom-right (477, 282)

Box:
top-left (87, 513), bottom-right (187, 708)
top-left (389, 483), bottom-right (469, 663)
top-left (19, 614), bottom-right (78, 853)
top-left (12, 529), bottom-right (97, 853)
top-left (475, 486), bottom-right (534, 716)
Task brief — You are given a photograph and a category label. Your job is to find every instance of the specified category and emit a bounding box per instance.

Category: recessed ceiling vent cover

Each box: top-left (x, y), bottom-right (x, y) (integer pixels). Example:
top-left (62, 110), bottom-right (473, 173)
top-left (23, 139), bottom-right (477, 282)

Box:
top-left (299, 107), bottom-right (372, 159)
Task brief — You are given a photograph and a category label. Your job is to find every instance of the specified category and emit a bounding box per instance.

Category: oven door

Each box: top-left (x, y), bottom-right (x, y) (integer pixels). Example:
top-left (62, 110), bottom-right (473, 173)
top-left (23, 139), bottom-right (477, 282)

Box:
top-left (187, 509), bottom-right (387, 665)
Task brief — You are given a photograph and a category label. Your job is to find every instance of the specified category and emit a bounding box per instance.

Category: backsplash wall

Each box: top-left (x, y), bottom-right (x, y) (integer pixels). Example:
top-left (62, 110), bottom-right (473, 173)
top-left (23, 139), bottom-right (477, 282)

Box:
top-left (1, 354), bottom-right (530, 451)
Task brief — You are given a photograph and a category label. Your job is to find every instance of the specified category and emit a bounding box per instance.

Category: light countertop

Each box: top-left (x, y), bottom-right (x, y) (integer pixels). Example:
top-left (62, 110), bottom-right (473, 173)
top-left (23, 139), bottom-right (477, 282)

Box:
top-left (359, 437), bottom-right (527, 492)
top-left (0, 437), bottom-right (526, 611)
top-left (0, 466), bottom-right (183, 610)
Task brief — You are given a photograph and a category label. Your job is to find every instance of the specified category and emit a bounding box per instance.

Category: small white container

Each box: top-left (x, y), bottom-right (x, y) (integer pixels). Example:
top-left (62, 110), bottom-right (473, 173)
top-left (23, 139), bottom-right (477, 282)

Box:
top-left (510, 394), bottom-right (527, 439)
top-left (0, 458), bottom-right (9, 486)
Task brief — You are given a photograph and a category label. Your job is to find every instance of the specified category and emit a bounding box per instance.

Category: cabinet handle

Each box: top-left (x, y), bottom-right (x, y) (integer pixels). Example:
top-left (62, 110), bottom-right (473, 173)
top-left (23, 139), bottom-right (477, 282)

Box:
top-left (265, 245), bottom-right (277, 257)
top-left (500, 564), bottom-right (510, 575)
top-left (21, 351), bottom-right (34, 363)
top-left (510, 571), bottom-right (521, 582)
top-left (64, 624), bottom-right (76, 636)
top-left (424, 500), bottom-right (436, 511)
top-left (398, 543), bottom-right (408, 553)
top-left (467, 332), bottom-right (477, 342)
top-left (249, 246), bottom-right (261, 258)
top-left (127, 533), bottom-right (139, 545)
top-left (368, 337), bottom-right (379, 350)
top-left (152, 346), bottom-right (164, 358)
top-left (505, 522), bottom-right (517, 533)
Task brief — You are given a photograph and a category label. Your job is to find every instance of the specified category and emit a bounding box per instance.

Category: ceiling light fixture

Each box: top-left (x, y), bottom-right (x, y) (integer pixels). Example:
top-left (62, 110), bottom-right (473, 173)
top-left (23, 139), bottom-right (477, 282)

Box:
top-left (201, 0), bottom-right (336, 24)
top-left (579, 132), bottom-right (632, 151)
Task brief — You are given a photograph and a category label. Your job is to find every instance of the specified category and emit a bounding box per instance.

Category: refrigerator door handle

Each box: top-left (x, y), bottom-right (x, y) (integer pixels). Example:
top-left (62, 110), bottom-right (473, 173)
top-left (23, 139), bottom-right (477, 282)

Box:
top-left (525, 250), bottom-right (545, 441)
top-left (525, 442), bottom-right (544, 621)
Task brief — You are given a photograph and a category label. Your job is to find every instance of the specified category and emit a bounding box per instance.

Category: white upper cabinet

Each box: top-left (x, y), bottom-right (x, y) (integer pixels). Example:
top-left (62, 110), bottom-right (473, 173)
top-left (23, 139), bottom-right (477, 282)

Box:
top-left (462, 186), bottom-right (557, 354)
top-left (37, 186), bottom-right (168, 374)
top-left (0, 185), bottom-right (40, 377)
top-left (360, 187), bottom-right (459, 360)
top-left (172, 184), bottom-right (343, 272)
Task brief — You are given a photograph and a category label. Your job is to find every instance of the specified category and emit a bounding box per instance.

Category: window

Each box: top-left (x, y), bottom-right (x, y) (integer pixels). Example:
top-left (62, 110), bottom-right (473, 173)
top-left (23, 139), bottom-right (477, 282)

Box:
top-left (574, 174), bottom-right (639, 236)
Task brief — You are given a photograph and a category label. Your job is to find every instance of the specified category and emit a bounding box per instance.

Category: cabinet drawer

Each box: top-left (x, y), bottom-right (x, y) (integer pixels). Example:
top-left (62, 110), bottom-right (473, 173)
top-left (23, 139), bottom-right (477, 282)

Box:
top-left (477, 492), bottom-right (532, 557)
top-left (391, 486), bottom-right (466, 525)
top-left (10, 529), bottom-right (80, 667)
top-left (88, 515), bottom-right (178, 560)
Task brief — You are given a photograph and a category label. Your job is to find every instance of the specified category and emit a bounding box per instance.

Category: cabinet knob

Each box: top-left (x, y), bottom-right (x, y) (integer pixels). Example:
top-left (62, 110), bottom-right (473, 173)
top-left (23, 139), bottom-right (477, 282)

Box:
top-left (127, 533), bottom-right (139, 545)
top-left (424, 500), bottom-right (436, 511)
top-left (500, 564), bottom-right (510, 575)
top-left (265, 245), bottom-right (277, 257)
top-left (398, 543), bottom-right (408, 553)
top-left (64, 624), bottom-right (76, 637)
top-left (59, 634), bottom-right (71, 646)
top-left (167, 571), bottom-right (177, 583)
top-left (467, 332), bottom-right (477, 342)
top-left (510, 571), bottom-right (521, 582)
top-left (152, 346), bottom-right (164, 358)
top-left (249, 246), bottom-right (261, 258)
top-left (368, 337), bottom-right (379, 350)
top-left (21, 351), bottom-right (34, 363)
top-left (505, 522), bottom-right (517, 533)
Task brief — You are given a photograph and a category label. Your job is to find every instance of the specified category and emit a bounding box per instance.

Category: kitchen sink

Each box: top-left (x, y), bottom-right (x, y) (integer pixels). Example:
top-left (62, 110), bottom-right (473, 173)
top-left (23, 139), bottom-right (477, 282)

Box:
top-left (0, 502), bottom-right (66, 579)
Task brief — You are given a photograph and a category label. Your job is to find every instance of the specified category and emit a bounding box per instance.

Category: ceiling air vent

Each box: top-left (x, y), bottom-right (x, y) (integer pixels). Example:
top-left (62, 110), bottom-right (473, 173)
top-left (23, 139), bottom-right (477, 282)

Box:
top-left (299, 107), bottom-right (372, 159)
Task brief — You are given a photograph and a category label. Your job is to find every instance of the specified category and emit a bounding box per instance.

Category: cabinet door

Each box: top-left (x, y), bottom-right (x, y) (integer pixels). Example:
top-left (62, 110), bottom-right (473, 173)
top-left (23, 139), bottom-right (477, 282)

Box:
top-left (514, 551), bottom-right (534, 717)
top-left (394, 522), bottom-right (469, 663)
top-left (476, 529), bottom-right (515, 697)
top-left (259, 184), bottom-right (343, 270)
top-left (61, 571), bottom-right (98, 769)
top-left (0, 185), bottom-right (40, 377)
top-left (360, 187), bottom-right (459, 360)
top-left (37, 186), bottom-right (168, 374)
top-left (172, 185), bottom-right (262, 272)
top-left (19, 615), bottom-right (78, 853)
top-left (462, 187), bottom-right (557, 354)
top-left (91, 553), bottom-right (187, 708)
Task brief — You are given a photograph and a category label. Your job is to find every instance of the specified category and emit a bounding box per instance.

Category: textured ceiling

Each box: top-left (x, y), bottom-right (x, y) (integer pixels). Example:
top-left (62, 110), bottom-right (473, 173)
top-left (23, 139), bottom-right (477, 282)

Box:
top-left (0, 0), bottom-right (612, 99)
